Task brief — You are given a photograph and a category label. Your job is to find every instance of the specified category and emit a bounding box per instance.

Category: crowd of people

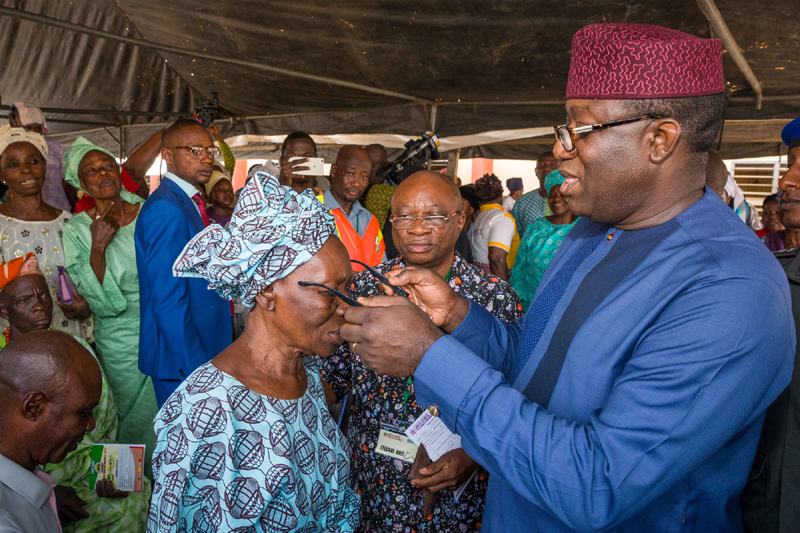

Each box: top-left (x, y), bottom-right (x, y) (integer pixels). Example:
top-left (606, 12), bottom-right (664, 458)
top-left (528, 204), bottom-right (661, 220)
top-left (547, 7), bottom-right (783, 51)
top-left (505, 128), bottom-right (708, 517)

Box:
top-left (0, 21), bottom-right (799, 533)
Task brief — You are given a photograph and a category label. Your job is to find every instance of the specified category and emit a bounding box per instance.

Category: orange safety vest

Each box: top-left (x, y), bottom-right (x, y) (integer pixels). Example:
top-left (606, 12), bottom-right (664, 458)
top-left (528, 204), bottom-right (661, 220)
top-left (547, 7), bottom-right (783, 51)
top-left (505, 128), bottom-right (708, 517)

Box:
top-left (317, 194), bottom-right (385, 272)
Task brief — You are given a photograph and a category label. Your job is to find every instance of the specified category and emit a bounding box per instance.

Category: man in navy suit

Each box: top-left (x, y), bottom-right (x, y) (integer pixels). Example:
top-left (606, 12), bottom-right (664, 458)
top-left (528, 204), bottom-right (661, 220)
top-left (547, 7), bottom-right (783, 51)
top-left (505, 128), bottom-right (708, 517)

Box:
top-left (135, 119), bottom-right (232, 406)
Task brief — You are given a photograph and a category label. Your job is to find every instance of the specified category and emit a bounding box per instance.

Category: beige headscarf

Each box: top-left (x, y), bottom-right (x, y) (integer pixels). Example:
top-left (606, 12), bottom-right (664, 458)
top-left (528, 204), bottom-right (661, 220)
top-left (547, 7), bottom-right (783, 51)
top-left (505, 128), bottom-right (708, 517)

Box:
top-left (0, 124), bottom-right (48, 159)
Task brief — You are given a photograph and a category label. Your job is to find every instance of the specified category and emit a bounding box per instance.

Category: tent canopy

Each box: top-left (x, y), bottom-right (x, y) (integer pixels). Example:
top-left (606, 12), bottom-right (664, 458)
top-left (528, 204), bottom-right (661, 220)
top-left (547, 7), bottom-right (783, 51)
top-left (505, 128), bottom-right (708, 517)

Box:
top-left (0, 0), bottom-right (797, 159)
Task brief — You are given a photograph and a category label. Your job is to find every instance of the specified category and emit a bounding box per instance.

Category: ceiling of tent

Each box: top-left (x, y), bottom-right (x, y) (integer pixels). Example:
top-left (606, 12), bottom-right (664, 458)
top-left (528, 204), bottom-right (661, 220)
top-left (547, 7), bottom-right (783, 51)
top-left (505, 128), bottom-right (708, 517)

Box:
top-left (0, 0), bottom-right (797, 158)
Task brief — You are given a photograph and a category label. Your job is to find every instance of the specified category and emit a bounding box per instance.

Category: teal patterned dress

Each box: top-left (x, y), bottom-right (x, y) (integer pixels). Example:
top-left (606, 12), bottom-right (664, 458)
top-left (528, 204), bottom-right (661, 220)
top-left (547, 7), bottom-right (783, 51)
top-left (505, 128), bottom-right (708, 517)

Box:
top-left (510, 216), bottom-right (579, 310)
top-left (147, 358), bottom-right (360, 532)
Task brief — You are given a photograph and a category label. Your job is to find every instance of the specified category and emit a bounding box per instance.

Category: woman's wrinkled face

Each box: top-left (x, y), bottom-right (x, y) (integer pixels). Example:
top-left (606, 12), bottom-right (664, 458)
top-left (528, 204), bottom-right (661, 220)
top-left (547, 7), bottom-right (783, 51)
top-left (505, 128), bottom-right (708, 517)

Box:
top-left (0, 142), bottom-right (46, 197)
top-left (272, 237), bottom-right (354, 356)
top-left (79, 151), bottom-right (121, 200)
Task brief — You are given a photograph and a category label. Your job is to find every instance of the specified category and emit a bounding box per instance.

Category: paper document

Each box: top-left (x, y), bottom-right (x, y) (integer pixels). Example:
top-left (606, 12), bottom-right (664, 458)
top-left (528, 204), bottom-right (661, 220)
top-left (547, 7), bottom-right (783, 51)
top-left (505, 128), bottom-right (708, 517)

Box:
top-left (405, 411), bottom-right (474, 501)
top-left (89, 444), bottom-right (145, 492)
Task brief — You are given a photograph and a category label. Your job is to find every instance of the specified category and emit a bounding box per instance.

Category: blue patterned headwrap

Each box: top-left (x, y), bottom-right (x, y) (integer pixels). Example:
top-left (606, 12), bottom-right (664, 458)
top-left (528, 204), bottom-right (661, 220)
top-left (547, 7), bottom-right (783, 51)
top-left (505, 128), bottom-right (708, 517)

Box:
top-left (173, 163), bottom-right (336, 305)
top-left (544, 170), bottom-right (566, 194)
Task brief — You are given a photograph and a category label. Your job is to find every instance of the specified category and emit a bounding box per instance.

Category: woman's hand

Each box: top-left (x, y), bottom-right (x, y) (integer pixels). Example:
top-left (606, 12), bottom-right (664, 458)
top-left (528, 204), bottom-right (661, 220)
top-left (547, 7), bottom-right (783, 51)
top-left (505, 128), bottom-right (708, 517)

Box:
top-left (383, 267), bottom-right (470, 333)
top-left (410, 448), bottom-right (479, 493)
top-left (95, 479), bottom-right (129, 499)
top-left (54, 485), bottom-right (90, 522)
top-left (57, 291), bottom-right (92, 320)
top-left (90, 202), bottom-right (120, 254)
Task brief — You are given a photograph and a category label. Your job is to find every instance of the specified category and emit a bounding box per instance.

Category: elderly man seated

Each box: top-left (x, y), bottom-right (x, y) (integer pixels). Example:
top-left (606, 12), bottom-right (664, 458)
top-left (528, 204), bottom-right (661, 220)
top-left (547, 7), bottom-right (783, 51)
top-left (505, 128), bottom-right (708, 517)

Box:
top-left (0, 330), bottom-right (102, 532)
top-left (321, 170), bottom-right (523, 532)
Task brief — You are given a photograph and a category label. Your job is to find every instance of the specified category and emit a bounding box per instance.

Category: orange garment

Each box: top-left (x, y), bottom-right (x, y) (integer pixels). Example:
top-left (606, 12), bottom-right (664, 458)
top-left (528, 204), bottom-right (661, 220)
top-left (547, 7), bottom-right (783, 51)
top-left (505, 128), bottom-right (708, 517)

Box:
top-left (329, 208), bottom-right (385, 272)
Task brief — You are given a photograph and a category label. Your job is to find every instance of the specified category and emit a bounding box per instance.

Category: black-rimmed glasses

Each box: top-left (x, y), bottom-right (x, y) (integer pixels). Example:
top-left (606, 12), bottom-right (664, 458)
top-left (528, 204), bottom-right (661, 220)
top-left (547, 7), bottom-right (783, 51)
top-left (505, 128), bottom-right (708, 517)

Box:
top-left (166, 145), bottom-right (221, 159)
top-left (389, 212), bottom-right (461, 230)
top-left (553, 115), bottom-right (664, 152)
top-left (297, 281), bottom-right (362, 306)
top-left (350, 259), bottom-right (409, 297)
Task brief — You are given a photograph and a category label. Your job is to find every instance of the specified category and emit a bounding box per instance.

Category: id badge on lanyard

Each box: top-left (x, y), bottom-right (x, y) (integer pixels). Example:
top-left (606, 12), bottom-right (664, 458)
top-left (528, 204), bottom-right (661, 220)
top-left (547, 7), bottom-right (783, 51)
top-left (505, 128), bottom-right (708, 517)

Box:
top-left (375, 377), bottom-right (418, 463)
top-left (377, 415), bottom-right (418, 463)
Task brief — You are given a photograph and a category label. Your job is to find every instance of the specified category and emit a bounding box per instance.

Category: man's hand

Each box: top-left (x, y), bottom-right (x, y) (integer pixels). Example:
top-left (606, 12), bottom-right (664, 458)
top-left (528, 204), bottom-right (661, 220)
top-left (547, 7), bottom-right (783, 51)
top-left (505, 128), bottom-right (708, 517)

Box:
top-left (57, 291), bottom-right (92, 320)
top-left (54, 485), bottom-right (90, 523)
top-left (383, 267), bottom-right (470, 333)
top-left (279, 156), bottom-right (311, 186)
top-left (340, 295), bottom-right (443, 377)
top-left (95, 479), bottom-right (128, 499)
top-left (410, 448), bottom-right (479, 493)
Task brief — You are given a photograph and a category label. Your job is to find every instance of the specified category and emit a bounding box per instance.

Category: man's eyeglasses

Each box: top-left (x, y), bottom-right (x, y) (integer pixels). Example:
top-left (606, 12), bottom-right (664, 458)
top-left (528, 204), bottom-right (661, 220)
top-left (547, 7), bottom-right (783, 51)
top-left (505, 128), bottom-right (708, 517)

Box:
top-left (553, 115), bottom-right (664, 152)
top-left (297, 281), bottom-right (361, 306)
top-left (167, 145), bottom-right (221, 159)
top-left (389, 212), bottom-right (461, 230)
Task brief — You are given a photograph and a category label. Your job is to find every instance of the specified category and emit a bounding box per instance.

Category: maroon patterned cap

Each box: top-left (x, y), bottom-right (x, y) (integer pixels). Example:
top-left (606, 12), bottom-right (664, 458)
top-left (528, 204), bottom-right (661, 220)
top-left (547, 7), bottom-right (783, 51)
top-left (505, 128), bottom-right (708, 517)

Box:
top-left (566, 23), bottom-right (725, 99)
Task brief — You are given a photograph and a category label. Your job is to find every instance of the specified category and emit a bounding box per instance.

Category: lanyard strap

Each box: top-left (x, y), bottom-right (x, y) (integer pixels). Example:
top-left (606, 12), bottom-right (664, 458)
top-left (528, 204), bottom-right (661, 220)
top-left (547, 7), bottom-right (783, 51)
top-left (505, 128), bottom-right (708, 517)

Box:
top-left (401, 377), bottom-right (413, 425)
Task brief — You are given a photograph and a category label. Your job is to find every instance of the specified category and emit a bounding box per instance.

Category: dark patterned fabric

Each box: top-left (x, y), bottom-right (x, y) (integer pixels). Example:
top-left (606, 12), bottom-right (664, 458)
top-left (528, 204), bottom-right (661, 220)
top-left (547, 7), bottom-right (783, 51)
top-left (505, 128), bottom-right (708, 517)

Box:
top-left (148, 358), bottom-right (360, 532)
top-left (320, 253), bottom-right (523, 532)
top-left (566, 24), bottom-right (724, 99)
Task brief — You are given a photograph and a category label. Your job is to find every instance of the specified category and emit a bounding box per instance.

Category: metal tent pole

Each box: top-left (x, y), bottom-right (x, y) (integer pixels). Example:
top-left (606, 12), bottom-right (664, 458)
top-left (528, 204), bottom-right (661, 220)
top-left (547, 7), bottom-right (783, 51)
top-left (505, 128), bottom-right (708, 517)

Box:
top-left (696, 0), bottom-right (763, 110)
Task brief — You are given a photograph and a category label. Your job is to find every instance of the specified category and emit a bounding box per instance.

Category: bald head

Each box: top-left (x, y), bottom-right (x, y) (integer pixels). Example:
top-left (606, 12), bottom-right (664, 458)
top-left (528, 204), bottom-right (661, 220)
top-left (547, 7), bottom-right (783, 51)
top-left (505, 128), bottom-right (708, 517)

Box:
top-left (705, 151), bottom-right (729, 198)
top-left (335, 145), bottom-right (370, 166)
top-left (0, 330), bottom-right (102, 470)
top-left (391, 171), bottom-right (465, 271)
top-left (393, 171), bottom-right (461, 212)
top-left (0, 331), bottom-right (99, 402)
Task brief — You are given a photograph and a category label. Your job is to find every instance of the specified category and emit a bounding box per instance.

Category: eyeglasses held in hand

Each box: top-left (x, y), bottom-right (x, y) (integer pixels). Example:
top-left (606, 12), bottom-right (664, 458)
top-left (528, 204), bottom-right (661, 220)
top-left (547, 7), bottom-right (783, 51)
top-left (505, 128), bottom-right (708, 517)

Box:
top-left (297, 281), bottom-right (362, 306)
top-left (553, 115), bottom-right (664, 152)
top-left (389, 212), bottom-right (461, 230)
top-left (167, 145), bottom-right (221, 159)
top-left (350, 259), bottom-right (409, 297)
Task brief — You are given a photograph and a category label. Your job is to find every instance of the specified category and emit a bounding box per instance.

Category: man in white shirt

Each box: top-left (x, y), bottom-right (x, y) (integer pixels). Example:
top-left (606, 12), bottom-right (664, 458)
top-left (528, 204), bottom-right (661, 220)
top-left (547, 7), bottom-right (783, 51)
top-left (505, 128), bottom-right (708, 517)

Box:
top-left (0, 331), bottom-right (102, 532)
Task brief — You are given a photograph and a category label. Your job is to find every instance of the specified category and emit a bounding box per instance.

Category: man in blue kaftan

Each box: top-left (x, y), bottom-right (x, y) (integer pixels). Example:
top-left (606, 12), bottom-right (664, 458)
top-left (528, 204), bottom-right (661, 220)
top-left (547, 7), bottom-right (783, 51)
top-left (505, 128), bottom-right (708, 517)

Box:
top-left (339, 23), bottom-right (796, 532)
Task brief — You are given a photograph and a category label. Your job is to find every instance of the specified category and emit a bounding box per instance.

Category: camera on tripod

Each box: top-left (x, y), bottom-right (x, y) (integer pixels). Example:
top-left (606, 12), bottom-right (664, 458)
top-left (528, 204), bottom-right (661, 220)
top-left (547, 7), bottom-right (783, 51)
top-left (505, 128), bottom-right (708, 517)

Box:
top-left (378, 131), bottom-right (442, 185)
top-left (195, 93), bottom-right (220, 128)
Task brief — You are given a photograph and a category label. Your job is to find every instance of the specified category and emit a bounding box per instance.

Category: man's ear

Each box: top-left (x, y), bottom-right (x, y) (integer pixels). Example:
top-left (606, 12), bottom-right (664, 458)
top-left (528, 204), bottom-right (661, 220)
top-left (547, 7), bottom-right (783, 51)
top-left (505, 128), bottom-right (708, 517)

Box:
top-left (160, 147), bottom-right (173, 166)
top-left (329, 163), bottom-right (337, 179)
top-left (648, 119), bottom-right (681, 164)
top-left (20, 391), bottom-right (47, 422)
top-left (456, 213), bottom-right (466, 232)
top-left (0, 301), bottom-right (8, 321)
top-left (255, 284), bottom-right (277, 312)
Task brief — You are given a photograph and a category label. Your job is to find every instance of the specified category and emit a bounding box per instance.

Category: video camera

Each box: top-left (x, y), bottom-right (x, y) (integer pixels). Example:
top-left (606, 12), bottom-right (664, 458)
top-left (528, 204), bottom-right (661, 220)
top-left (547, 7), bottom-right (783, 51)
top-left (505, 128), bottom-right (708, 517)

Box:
top-left (378, 131), bottom-right (442, 186)
top-left (195, 92), bottom-right (220, 128)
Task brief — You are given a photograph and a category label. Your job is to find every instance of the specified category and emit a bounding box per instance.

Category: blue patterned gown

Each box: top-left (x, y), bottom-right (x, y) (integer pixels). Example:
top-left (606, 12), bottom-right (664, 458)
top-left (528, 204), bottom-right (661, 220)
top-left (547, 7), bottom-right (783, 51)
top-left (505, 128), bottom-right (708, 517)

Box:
top-left (147, 358), bottom-right (360, 533)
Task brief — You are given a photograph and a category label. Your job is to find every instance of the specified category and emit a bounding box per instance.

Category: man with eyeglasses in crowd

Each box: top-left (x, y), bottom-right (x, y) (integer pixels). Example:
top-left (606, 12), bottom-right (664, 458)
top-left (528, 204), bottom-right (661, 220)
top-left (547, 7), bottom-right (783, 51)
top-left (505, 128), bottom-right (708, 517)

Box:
top-left (134, 119), bottom-right (233, 405)
top-left (338, 24), bottom-right (794, 531)
top-left (321, 170), bottom-right (523, 532)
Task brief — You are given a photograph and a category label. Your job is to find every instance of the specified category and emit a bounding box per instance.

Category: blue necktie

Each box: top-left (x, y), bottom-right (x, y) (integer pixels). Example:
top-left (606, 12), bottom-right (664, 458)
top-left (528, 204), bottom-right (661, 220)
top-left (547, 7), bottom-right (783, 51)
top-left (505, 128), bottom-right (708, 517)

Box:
top-left (509, 233), bottom-right (605, 385)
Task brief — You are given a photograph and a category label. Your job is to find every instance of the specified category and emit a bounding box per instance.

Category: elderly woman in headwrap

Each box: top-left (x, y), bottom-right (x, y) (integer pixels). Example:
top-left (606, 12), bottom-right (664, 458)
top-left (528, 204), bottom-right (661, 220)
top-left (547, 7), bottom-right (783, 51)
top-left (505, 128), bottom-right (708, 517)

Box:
top-left (468, 173), bottom-right (520, 280)
top-left (148, 165), bottom-right (360, 532)
top-left (510, 170), bottom-right (580, 310)
top-left (0, 124), bottom-right (92, 339)
top-left (61, 137), bottom-right (158, 477)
